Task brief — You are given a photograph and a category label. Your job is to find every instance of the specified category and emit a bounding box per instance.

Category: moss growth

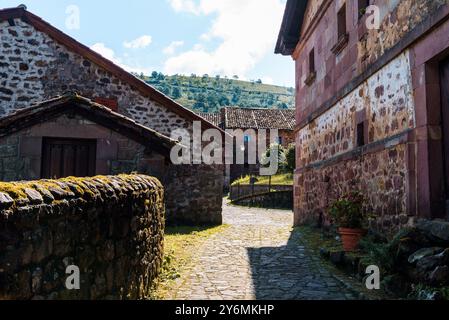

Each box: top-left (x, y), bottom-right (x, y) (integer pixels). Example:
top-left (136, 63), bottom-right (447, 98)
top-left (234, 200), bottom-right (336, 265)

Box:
top-left (0, 182), bottom-right (28, 200)
top-left (231, 173), bottom-right (293, 186)
top-left (0, 174), bottom-right (157, 206)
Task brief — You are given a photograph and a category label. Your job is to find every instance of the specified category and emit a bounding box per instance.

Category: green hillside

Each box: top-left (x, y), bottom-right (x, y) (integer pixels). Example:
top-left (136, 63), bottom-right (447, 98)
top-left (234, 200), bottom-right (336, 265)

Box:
top-left (135, 72), bottom-right (295, 113)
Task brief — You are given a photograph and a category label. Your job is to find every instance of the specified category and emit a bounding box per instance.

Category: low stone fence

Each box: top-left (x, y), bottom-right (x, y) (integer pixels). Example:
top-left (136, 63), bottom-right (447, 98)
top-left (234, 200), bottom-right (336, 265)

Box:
top-left (231, 191), bottom-right (293, 210)
top-left (0, 174), bottom-right (164, 300)
top-left (229, 184), bottom-right (292, 201)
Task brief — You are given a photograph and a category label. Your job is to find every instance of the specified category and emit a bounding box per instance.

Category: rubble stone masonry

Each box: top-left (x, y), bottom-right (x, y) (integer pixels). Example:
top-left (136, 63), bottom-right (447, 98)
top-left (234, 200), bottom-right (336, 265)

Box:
top-left (293, 0), bottom-right (449, 233)
top-left (0, 17), bottom-right (223, 225)
top-left (0, 175), bottom-right (164, 300)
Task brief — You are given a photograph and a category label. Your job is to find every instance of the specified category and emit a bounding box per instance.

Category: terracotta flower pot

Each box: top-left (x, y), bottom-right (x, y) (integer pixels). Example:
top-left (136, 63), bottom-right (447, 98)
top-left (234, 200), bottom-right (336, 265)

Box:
top-left (338, 227), bottom-right (366, 252)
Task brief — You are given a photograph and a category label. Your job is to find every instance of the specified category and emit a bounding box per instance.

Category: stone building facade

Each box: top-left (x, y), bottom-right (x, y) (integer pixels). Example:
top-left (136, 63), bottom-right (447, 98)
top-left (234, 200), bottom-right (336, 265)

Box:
top-left (0, 7), bottom-right (224, 225)
top-left (199, 107), bottom-right (295, 187)
top-left (276, 0), bottom-right (449, 233)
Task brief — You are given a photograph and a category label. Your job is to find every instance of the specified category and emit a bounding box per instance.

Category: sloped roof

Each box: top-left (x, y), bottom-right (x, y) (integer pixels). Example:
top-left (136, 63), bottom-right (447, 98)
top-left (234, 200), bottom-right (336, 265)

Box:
top-left (0, 6), bottom-right (223, 133)
top-left (0, 93), bottom-right (178, 157)
top-left (225, 107), bottom-right (295, 130)
top-left (275, 0), bottom-right (309, 55)
top-left (197, 112), bottom-right (223, 128)
top-left (198, 107), bottom-right (296, 130)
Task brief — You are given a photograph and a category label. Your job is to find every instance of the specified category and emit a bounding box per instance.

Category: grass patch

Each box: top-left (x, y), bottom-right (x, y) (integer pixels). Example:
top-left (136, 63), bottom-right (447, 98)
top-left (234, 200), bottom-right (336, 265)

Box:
top-left (231, 173), bottom-right (293, 186)
top-left (151, 224), bottom-right (229, 300)
top-left (295, 225), bottom-right (343, 252)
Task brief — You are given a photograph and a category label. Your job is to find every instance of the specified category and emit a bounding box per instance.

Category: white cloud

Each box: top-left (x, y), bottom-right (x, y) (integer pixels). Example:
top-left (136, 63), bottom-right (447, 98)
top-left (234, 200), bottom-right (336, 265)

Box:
top-left (90, 42), bottom-right (153, 75)
top-left (261, 76), bottom-right (274, 85)
top-left (123, 35), bottom-right (153, 49)
top-left (90, 43), bottom-right (117, 62)
top-left (164, 0), bottom-right (285, 81)
top-left (167, 0), bottom-right (201, 14)
top-left (163, 41), bottom-right (185, 55)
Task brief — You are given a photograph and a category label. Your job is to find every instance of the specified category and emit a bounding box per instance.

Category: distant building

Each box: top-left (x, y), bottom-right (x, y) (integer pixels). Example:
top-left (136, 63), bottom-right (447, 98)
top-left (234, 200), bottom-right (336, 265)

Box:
top-left (198, 107), bottom-right (295, 189)
top-left (276, 0), bottom-right (449, 232)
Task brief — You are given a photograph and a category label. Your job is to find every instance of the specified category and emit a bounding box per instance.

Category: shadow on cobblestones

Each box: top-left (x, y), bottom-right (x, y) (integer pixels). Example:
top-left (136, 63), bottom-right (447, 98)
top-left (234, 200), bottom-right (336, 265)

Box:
top-left (247, 230), bottom-right (356, 300)
top-left (171, 200), bottom-right (358, 300)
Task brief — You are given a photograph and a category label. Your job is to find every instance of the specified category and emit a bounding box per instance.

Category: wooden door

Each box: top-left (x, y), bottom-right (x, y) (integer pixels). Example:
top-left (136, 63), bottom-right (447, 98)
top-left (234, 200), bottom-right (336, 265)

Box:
top-left (41, 138), bottom-right (96, 179)
top-left (440, 57), bottom-right (449, 216)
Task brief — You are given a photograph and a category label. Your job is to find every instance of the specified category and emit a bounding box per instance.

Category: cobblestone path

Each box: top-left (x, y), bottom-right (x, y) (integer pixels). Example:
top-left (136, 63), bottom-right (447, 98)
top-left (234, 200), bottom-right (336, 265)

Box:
top-left (171, 201), bottom-right (358, 300)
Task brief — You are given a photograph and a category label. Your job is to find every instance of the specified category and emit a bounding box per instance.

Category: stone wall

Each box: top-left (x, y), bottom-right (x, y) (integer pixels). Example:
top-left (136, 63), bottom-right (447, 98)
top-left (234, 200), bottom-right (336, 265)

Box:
top-left (359, 0), bottom-right (449, 66)
top-left (230, 184), bottom-right (293, 201)
top-left (231, 191), bottom-right (293, 210)
top-left (290, 0), bottom-right (449, 232)
top-left (165, 164), bottom-right (223, 225)
top-left (295, 143), bottom-right (409, 234)
top-left (0, 18), bottom-right (188, 136)
top-left (297, 52), bottom-right (414, 166)
top-left (294, 51), bottom-right (414, 233)
top-left (0, 16), bottom-right (223, 225)
top-left (0, 174), bottom-right (164, 300)
top-left (294, 0), bottom-right (448, 122)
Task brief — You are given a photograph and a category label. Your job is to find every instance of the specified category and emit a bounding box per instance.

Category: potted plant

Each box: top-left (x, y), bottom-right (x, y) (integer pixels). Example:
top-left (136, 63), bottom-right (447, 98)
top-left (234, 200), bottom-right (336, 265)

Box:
top-left (329, 191), bottom-right (368, 252)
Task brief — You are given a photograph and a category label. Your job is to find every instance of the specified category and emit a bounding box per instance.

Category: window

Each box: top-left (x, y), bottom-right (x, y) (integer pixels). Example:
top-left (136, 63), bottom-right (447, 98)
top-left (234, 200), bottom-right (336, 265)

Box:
top-left (331, 3), bottom-right (349, 55)
top-left (277, 136), bottom-right (283, 145)
top-left (356, 122), bottom-right (366, 147)
top-left (244, 135), bottom-right (251, 143)
top-left (337, 4), bottom-right (347, 39)
top-left (309, 48), bottom-right (315, 74)
top-left (305, 48), bottom-right (317, 86)
top-left (358, 0), bottom-right (370, 20)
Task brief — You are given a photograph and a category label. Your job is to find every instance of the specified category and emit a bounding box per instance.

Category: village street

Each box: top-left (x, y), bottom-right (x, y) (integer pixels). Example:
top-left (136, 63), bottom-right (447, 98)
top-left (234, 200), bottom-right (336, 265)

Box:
top-left (166, 201), bottom-right (360, 300)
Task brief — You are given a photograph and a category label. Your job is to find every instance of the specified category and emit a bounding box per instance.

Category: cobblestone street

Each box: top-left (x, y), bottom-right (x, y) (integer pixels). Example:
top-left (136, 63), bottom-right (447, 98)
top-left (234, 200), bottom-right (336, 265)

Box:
top-left (169, 200), bottom-right (359, 300)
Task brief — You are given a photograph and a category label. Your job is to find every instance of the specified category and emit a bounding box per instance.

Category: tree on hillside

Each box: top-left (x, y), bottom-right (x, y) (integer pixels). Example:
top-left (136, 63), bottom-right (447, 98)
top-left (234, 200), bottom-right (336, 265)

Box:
top-left (218, 95), bottom-right (230, 106)
top-left (193, 93), bottom-right (207, 111)
top-left (207, 93), bottom-right (218, 109)
top-left (232, 87), bottom-right (241, 105)
top-left (172, 87), bottom-right (182, 99)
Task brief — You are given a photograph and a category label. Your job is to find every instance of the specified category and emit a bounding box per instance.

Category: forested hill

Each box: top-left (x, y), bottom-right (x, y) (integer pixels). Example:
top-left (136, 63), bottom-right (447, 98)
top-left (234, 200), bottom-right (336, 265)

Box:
top-left (136, 72), bottom-right (295, 113)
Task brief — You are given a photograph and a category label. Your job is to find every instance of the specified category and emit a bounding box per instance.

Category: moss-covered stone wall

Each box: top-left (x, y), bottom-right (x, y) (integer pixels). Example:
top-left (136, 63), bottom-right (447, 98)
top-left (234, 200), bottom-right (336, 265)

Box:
top-left (0, 174), bottom-right (164, 300)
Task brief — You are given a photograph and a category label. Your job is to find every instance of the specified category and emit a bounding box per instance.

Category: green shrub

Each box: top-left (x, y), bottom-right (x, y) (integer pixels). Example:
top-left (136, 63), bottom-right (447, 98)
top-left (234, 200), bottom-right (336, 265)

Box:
top-left (260, 143), bottom-right (286, 172)
top-left (359, 236), bottom-right (395, 275)
top-left (285, 144), bottom-right (296, 172)
top-left (328, 191), bottom-right (368, 229)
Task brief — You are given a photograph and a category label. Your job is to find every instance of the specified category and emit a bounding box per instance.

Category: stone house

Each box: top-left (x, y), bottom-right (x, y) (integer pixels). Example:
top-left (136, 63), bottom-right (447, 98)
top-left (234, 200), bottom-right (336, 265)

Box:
top-left (0, 93), bottom-right (175, 181)
top-left (276, 0), bottom-right (449, 233)
top-left (0, 6), bottom-right (224, 225)
top-left (199, 107), bottom-right (295, 187)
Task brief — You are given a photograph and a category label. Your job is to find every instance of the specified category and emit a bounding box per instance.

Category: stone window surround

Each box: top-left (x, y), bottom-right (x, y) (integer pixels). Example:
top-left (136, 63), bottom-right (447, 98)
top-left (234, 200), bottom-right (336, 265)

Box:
top-left (409, 16), bottom-right (449, 220)
top-left (354, 109), bottom-right (368, 147)
top-left (331, 2), bottom-right (349, 55)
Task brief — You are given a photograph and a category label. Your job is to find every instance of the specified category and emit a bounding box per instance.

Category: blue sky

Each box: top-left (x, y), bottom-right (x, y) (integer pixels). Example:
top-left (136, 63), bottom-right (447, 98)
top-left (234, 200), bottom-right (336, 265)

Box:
top-left (2, 0), bottom-right (295, 87)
